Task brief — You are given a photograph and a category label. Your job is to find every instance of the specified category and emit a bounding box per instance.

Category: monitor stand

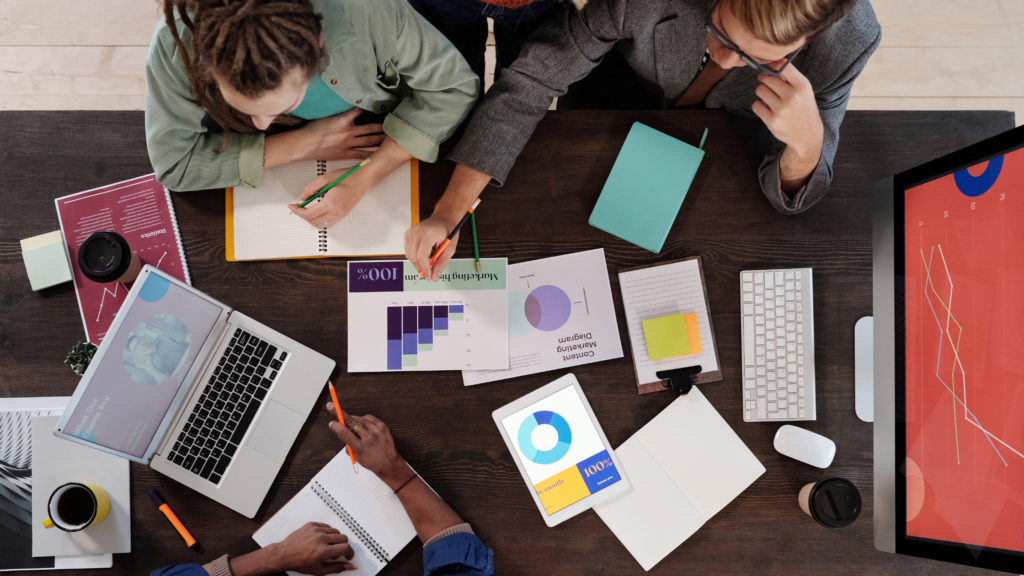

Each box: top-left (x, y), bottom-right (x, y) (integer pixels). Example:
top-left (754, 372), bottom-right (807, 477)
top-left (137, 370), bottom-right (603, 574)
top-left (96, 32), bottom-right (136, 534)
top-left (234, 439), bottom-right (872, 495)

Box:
top-left (855, 316), bottom-right (873, 422)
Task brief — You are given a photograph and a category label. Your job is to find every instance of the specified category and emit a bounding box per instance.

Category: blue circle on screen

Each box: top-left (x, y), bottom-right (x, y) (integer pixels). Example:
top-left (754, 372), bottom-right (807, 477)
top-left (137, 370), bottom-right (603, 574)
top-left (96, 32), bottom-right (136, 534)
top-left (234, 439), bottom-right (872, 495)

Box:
top-left (517, 410), bottom-right (572, 465)
top-left (954, 156), bottom-right (1003, 197)
top-left (138, 274), bottom-right (170, 302)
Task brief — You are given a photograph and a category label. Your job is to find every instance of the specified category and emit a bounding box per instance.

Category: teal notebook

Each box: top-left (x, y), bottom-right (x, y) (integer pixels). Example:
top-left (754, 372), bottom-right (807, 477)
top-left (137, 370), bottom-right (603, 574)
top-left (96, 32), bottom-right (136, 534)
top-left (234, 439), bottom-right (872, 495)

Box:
top-left (589, 123), bottom-right (705, 253)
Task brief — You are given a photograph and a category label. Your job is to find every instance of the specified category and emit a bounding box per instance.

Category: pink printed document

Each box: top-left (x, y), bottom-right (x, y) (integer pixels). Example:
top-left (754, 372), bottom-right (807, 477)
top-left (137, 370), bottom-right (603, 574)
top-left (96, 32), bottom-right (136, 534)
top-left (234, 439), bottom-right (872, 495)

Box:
top-left (55, 174), bottom-right (190, 344)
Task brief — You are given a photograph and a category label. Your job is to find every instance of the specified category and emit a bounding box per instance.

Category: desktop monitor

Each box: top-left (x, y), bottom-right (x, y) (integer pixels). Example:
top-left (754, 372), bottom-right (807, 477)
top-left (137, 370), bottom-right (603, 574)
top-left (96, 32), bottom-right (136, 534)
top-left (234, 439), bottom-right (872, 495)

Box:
top-left (873, 125), bottom-right (1024, 573)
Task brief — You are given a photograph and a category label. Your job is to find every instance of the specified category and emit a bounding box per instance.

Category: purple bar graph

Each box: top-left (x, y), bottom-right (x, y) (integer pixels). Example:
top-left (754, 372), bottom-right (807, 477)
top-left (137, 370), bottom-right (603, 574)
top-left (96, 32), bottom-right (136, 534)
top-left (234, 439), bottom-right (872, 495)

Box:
top-left (418, 306), bottom-right (433, 347)
top-left (387, 307), bottom-right (401, 370)
top-left (434, 305), bottom-right (448, 332)
top-left (403, 306), bottom-right (417, 358)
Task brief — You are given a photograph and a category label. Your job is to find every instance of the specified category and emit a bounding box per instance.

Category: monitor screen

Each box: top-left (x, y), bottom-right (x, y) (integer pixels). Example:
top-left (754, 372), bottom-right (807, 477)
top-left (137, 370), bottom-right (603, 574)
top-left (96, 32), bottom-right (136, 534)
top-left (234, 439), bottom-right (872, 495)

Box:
top-left (64, 272), bottom-right (223, 457)
top-left (902, 145), bottom-right (1024, 556)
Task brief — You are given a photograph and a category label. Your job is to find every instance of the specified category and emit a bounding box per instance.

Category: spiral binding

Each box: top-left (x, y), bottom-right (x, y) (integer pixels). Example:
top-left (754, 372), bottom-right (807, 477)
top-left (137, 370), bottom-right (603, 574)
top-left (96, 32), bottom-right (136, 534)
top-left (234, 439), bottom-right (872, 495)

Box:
top-left (311, 481), bottom-right (390, 564)
top-left (162, 185), bottom-right (192, 285)
top-left (317, 160), bottom-right (328, 253)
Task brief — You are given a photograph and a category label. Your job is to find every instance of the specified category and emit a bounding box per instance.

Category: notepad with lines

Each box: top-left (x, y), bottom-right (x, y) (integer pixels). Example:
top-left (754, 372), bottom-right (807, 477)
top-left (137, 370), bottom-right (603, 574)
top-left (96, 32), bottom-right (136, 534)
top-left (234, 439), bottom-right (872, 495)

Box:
top-left (226, 159), bottom-right (419, 261)
top-left (253, 452), bottom-right (417, 576)
top-left (618, 256), bottom-right (723, 393)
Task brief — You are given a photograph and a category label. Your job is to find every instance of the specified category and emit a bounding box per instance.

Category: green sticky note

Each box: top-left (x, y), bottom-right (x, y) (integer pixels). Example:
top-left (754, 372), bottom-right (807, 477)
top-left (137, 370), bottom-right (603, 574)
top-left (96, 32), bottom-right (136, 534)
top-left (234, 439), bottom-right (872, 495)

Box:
top-left (642, 313), bottom-right (691, 361)
top-left (21, 231), bottom-right (72, 291)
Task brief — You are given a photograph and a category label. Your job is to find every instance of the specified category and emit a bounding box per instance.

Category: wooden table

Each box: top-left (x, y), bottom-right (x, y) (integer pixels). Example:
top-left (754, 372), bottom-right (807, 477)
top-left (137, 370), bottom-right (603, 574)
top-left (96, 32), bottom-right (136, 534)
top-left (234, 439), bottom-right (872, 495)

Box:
top-left (0, 109), bottom-right (1013, 576)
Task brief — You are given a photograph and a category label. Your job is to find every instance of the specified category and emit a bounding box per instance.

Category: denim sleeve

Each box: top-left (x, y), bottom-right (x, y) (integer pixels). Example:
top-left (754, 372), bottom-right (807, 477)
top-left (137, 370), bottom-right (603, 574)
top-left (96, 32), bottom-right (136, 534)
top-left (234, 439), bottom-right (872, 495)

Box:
top-left (423, 532), bottom-right (494, 576)
top-left (150, 564), bottom-right (210, 576)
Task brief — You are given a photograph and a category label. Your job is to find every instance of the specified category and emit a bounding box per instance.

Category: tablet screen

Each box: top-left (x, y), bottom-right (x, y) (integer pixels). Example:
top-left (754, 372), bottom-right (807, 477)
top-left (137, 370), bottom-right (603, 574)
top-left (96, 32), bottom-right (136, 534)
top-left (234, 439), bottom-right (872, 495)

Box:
top-left (902, 145), bottom-right (1024, 554)
top-left (499, 384), bottom-right (622, 515)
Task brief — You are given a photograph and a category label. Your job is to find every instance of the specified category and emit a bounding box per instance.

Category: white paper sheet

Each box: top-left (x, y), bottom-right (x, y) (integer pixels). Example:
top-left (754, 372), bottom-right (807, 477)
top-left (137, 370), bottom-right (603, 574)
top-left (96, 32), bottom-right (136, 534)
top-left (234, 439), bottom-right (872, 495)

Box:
top-left (619, 259), bottom-right (719, 386)
top-left (463, 249), bottom-right (623, 385)
top-left (31, 416), bottom-right (130, 557)
top-left (593, 388), bottom-right (764, 571)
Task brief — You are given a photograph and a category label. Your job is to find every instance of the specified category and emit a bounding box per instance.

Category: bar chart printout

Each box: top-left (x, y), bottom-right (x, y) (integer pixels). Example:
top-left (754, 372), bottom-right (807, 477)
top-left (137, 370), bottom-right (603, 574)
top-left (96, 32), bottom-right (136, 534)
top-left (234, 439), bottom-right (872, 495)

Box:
top-left (349, 259), bottom-right (509, 372)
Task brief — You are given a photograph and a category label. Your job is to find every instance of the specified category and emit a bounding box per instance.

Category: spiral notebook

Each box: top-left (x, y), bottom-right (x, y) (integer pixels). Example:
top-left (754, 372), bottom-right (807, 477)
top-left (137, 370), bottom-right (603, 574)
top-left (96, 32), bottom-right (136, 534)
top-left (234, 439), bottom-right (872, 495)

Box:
top-left (253, 452), bottom-right (417, 576)
top-left (226, 158), bottom-right (419, 261)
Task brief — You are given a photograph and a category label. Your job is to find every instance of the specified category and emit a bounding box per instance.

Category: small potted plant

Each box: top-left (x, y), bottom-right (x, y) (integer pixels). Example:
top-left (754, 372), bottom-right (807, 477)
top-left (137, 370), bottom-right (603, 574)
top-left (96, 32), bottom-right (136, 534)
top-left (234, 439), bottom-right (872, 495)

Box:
top-left (65, 341), bottom-right (98, 376)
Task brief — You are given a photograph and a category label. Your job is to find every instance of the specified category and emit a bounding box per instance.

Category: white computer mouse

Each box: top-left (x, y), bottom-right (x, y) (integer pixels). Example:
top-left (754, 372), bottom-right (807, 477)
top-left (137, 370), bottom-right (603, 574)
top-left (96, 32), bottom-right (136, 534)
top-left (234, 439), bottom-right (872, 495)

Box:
top-left (773, 425), bottom-right (836, 468)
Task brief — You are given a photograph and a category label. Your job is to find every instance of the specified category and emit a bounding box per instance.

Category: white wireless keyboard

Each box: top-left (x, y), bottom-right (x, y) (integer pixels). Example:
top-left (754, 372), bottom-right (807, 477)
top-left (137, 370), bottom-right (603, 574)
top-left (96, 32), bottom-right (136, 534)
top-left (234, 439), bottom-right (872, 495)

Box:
top-left (740, 268), bottom-right (816, 422)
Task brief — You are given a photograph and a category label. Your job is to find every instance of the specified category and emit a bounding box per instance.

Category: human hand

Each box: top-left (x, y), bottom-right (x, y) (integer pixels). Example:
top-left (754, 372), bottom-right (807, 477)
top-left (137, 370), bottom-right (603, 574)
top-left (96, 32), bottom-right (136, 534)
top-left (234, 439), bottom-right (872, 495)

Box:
top-left (267, 522), bottom-right (356, 575)
top-left (288, 169), bottom-right (369, 229)
top-left (326, 404), bottom-right (414, 490)
top-left (299, 107), bottom-right (384, 161)
top-left (404, 215), bottom-right (459, 282)
top-left (751, 64), bottom-right (823, 162)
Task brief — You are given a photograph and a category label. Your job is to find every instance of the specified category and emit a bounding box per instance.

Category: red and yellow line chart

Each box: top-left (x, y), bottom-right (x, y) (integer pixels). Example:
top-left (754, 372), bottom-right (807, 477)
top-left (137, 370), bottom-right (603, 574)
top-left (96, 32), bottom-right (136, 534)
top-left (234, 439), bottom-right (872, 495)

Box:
top-left (904, 145), bottom-right (1024, 553)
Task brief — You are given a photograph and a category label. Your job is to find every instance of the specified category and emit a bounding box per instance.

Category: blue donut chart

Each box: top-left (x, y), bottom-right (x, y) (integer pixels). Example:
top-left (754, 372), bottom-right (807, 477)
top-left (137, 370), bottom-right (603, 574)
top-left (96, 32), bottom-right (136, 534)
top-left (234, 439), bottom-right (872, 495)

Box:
top-left (517, 410), bottom-right (572, 465)
top-left (954, 155), bottom-right (1003, 197)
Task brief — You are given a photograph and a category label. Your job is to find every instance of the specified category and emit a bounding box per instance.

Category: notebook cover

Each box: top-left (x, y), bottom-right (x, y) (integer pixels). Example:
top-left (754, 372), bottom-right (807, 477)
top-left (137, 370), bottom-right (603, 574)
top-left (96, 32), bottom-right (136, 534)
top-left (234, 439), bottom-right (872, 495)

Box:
top-left (589, 123), bottom-right (704, 254)
top-left (617, 255), bottom-right (723, 394)
top-left (225, 160), bottom-right (420, 262)
top-left (54, 175), bottom-right (190, 344)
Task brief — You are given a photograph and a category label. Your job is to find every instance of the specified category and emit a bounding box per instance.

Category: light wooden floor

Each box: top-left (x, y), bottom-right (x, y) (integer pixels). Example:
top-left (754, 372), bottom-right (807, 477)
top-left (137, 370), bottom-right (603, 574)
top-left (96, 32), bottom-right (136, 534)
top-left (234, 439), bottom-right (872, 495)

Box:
top-left (0, 0), bottom-right (1020, 125)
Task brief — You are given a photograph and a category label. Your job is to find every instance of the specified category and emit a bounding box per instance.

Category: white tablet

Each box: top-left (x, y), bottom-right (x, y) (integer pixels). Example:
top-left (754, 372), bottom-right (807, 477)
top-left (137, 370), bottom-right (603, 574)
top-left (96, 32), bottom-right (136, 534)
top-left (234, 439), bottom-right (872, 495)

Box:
top-left (492, 374), bottom-right (631, 526)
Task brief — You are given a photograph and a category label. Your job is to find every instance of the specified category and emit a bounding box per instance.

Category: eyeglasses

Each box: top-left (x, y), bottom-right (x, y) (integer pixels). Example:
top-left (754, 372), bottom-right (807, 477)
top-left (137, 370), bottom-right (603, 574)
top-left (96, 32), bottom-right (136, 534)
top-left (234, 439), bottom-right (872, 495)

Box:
top-left (704, 11), bottom-right (803, 77)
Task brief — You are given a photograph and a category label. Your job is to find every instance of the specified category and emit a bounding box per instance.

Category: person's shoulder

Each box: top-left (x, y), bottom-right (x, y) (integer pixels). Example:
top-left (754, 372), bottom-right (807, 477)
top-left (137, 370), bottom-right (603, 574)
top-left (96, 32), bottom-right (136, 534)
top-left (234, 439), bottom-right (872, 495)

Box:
top-left (818, 0), bottom-right (882, 54)
top-left (582, 0), bottom-right (701, 31)
top-left (148, 8), bottom-right (190, 64)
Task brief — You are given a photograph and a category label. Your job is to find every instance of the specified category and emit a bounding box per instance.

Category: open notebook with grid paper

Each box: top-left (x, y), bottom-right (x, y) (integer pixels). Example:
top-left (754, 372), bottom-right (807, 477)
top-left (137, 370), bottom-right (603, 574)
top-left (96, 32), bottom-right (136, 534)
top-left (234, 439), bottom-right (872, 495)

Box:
top-left (226, 159), bottom-right (418, 261)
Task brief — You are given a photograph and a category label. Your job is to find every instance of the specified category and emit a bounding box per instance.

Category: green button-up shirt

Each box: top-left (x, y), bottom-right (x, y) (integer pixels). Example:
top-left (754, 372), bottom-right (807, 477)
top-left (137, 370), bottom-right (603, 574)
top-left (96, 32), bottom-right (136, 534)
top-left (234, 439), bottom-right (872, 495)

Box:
top-left (145, 0), bottom-right (479, 191)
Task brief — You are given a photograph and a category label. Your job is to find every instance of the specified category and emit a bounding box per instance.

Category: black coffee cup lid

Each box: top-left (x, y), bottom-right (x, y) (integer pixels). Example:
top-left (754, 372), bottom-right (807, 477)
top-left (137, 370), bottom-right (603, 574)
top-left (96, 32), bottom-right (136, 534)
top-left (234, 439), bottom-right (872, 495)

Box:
top-left (78, 231), bottom-right (131, 283)
top-left (810, 477), bottom-right (861, 528)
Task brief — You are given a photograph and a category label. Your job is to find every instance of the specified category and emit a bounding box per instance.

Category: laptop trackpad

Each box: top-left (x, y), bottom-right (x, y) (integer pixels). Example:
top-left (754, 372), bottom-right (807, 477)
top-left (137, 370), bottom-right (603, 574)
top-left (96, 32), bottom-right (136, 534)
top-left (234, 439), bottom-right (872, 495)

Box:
top-left (247, 401), bottom-right (302, 461)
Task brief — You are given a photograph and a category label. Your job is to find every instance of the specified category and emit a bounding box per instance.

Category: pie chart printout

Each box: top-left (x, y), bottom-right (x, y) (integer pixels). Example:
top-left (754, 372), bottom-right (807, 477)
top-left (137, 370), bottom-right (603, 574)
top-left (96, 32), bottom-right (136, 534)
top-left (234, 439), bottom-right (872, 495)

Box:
top-left (903, 146), bottom-right (1024, 554)
top-left (524, 286), bottom-right (572, 332)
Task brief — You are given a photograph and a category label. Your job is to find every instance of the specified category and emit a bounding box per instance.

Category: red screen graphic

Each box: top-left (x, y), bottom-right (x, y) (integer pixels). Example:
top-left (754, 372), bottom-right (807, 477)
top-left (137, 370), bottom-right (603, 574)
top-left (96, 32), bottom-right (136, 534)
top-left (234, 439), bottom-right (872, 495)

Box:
top-left (904, 146), bottom-right (1024, 553)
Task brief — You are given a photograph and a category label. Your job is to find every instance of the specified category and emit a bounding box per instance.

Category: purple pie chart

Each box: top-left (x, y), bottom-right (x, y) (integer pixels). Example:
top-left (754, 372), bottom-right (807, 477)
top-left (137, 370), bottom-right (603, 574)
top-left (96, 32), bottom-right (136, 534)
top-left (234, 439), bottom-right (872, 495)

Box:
top-left (524, 285), bottom-right (571, 331)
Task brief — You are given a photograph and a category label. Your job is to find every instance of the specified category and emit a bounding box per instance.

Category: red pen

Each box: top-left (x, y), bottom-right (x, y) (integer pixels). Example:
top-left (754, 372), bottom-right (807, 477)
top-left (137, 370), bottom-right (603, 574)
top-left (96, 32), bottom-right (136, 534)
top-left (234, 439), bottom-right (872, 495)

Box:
top-left (415, 198), bottom-right (481, 282)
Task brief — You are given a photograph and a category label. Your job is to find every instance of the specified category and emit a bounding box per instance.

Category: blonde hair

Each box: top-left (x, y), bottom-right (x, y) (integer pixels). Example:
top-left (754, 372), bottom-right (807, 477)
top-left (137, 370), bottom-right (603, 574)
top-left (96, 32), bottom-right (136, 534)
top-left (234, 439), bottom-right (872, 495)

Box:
top-left (724, 0), bottom-right (858, 45)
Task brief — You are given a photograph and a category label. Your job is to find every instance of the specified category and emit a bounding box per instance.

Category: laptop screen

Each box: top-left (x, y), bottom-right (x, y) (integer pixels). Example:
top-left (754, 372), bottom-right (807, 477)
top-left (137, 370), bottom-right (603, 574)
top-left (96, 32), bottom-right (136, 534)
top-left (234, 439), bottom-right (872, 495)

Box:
top-left (901, 144), bottom-right (1024, 556)
top-left (65, 272), bottom-right (224, 457)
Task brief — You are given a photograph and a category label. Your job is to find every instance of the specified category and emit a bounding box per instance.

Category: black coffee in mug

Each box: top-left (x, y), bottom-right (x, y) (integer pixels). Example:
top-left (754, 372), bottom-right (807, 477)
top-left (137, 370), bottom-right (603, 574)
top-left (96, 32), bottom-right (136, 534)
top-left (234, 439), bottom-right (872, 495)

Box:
top-left (55, 485), bottom-right (95, 526)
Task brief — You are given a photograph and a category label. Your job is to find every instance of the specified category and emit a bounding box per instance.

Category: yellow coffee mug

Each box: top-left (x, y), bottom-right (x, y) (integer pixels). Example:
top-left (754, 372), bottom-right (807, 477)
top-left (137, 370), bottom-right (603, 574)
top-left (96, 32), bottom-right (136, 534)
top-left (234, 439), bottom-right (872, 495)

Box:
top-left (43, 482), bottom-right (110, 532)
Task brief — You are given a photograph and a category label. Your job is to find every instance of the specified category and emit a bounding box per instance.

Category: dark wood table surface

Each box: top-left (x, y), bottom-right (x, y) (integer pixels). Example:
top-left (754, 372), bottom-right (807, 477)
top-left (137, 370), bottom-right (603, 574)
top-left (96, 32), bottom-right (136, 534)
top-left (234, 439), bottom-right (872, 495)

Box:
top-left (0, 109), bottom-right (1014, 576)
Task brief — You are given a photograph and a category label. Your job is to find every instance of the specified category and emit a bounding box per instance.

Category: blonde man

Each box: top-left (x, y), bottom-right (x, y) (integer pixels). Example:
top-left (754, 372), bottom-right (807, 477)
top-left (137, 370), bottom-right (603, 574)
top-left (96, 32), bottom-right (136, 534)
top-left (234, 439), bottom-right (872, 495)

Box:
top-left (406, 0), bottom-right (881, 281)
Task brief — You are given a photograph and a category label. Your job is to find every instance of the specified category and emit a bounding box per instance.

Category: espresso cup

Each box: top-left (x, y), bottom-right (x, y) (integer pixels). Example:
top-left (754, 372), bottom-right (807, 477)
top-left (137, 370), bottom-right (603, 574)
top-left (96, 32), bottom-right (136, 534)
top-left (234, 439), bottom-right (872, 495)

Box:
top-left (78, 231), bottom-right (142, 284)
top-left (797, 477), bottom-right (861, 528)
top-left (43, 482), bottom-right (110, 532)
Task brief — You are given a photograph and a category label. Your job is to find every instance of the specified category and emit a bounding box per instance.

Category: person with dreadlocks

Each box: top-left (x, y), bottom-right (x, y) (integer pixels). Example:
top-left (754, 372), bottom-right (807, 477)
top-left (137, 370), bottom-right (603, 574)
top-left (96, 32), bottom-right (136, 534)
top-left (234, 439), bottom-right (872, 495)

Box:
top-left (146, 0), bottom-right (479, 230)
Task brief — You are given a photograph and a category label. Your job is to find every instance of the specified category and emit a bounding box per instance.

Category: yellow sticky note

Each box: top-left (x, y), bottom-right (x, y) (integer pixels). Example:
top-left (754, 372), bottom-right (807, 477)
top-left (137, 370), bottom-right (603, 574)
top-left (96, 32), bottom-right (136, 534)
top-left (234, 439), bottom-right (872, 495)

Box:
top-left (642, 313), bottom-right (691, 360)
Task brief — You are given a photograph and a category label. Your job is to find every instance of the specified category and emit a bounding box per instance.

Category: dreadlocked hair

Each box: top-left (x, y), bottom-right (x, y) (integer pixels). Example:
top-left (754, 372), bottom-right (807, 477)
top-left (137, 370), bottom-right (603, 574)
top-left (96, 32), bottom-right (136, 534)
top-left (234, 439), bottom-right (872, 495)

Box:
top-left (162, 0), bottom-right (324, 149)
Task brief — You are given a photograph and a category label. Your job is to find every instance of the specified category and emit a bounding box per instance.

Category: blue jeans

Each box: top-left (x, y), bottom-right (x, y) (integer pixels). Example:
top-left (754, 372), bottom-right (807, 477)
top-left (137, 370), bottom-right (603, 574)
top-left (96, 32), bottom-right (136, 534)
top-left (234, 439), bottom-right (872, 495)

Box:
top-left (407, 0), bottom-right (558, 82)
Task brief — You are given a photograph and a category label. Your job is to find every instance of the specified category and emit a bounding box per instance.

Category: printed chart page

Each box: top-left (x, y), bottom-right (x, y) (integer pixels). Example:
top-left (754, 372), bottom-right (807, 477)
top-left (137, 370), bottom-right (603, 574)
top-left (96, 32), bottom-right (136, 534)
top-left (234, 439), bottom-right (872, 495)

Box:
top-left (902, 145), bottom-right (1024, 554)
top-left (619, 259), bottom-right (718, 385)
top-left (347, 259), bottom-right (508, 372)
top-left (463, 249), bottom-right (623, 385)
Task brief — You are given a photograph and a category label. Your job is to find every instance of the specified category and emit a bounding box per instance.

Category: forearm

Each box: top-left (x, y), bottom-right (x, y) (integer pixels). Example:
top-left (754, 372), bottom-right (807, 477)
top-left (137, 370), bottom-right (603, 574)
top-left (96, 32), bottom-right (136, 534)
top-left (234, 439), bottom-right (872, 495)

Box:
top-left (224, 545), bottom-right (285, 576)
top-left (778, 141), bottom-right (822, 195)
top-left (433, 164), bottom-right (491, 227)
top-left (380, 465), bottom-right (464, 543)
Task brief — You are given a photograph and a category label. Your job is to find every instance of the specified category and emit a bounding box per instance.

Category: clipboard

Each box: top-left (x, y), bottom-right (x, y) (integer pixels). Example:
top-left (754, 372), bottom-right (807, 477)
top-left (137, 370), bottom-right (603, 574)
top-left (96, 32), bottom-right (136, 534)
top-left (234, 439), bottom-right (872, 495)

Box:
top-left (617, 255), bottom-right (723, 394)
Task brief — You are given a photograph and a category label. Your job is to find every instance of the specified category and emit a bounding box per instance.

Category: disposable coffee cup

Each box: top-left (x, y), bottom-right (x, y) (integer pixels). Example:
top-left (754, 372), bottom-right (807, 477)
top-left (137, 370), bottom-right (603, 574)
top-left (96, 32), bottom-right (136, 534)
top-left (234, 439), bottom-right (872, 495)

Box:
top-left (78, 231), bottom-right (142, 283)
top-left (798, 477), bottom-right (861, 528)
top-left (43, 482), bottom-right (110, 532)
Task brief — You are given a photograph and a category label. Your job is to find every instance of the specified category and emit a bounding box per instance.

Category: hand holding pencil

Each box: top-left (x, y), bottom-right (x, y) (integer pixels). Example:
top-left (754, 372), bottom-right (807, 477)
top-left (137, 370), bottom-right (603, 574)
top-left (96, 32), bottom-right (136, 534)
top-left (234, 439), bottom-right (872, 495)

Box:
top-left (326, 403), bottom-right (416, 490)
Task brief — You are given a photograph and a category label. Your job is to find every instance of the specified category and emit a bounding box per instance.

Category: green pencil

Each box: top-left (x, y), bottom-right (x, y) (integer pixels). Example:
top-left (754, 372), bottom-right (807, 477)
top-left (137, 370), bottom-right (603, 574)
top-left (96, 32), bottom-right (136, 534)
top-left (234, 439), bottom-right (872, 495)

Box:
top-left (470, 211), bottom-right (480, 270)
top-left (290, 158), bottom-right (370, 213)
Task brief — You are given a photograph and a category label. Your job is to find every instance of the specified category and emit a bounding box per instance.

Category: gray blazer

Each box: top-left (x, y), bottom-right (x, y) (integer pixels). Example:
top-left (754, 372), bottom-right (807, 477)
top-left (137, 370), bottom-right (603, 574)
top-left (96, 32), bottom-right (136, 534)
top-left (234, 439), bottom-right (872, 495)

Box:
top-left (448, 0), bottom-right (881, 215)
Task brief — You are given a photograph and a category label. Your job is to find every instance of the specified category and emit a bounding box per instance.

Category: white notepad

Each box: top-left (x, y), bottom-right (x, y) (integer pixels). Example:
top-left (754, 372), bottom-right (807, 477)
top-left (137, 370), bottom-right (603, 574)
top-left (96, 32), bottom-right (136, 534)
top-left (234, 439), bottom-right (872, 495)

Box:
top-left (253, 452), bottom-right (417, 576)
top-left (227, 159), bottom-right (417, 261)
top-left (619, 258), bottom-right (720, 388)
top-left (594, 388), bottom-right (765, 571)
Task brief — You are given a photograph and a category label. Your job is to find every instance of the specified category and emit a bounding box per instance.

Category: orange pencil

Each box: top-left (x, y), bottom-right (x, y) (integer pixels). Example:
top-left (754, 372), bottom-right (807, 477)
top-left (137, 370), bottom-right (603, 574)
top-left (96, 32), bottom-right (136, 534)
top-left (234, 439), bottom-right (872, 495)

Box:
top-left (328, 381), bottom-right (359, 474)
top-left (415, 199), bottom-right (481, 282)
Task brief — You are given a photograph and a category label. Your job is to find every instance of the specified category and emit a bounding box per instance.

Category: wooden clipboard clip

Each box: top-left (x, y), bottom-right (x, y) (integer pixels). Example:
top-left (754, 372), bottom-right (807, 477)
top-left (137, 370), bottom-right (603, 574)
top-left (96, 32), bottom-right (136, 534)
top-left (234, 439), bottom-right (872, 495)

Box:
top-left (655, 365), bottom-right (703, 395)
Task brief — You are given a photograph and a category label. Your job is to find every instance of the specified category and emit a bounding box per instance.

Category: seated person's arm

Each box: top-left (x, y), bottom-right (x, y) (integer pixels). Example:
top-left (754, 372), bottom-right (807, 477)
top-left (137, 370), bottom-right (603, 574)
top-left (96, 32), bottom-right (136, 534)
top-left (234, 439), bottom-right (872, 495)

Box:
top-left (754, 29), bottom-right (881, 214)
top-left (328, 404), bottom-right (494, 576)
top-left (150, 522), bottom-right (356, 576)
top-left (406, 0), bottom-right (634, 280)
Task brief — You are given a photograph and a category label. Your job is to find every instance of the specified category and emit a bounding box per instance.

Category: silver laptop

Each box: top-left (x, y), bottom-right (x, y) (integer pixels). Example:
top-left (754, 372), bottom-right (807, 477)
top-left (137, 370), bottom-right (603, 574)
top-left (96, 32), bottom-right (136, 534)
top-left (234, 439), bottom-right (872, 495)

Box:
top-left (55, 265), bottom-right (335, 518)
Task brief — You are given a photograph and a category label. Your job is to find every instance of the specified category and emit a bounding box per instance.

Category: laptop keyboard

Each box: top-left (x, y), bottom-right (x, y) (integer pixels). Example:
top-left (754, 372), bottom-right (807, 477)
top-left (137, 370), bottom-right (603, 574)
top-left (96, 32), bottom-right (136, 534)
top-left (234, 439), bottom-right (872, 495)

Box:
top-left (165, 328), bottom-right (289, 484)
